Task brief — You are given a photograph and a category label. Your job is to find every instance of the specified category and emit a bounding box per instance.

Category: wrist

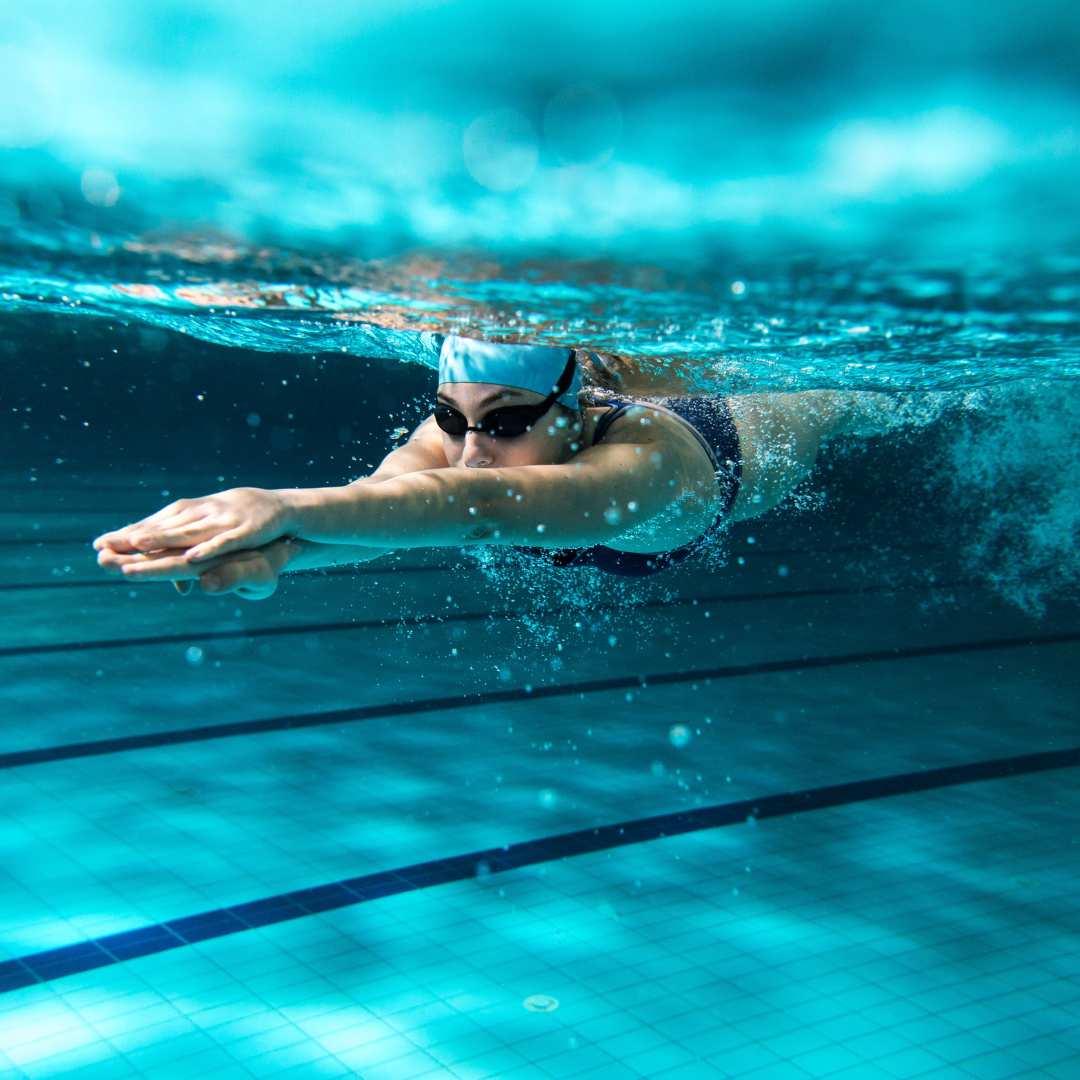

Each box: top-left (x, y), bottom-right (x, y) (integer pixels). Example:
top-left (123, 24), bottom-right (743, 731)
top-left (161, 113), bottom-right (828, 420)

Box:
top-left (270, 536), bottom-right (305, 573)
top-left (272, 484), bottom-right (366, 544)
top-left (272, 487), bottom-right (324, 537)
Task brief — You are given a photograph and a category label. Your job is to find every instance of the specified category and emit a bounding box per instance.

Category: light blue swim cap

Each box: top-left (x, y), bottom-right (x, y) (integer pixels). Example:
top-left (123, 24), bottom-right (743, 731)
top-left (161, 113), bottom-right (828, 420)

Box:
top-left (438, 335), bottom-right (583, 409)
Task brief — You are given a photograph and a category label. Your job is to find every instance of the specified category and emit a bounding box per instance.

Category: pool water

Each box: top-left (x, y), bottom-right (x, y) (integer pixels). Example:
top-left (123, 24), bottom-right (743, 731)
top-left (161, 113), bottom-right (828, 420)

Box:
top-left (0, 306), bottom-right (1078, 1078)
top-left (2, 2), bottom-right (1080, 1076)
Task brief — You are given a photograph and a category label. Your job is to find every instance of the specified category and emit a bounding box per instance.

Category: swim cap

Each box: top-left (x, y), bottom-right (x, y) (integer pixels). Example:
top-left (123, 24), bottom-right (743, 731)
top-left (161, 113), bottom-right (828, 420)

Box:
top-left (438, 335), bottom-right (582, 409)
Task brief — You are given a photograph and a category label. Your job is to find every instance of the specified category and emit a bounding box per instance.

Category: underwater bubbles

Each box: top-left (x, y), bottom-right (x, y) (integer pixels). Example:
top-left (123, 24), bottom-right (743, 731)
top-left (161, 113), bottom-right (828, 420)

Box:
top-left (463, 109), bottom-right (539, 192)
top-left (139, 328), bottom-right (168, 353)
top-left (538, 788), bottom-right (558, 809)
top-left (543, 84), bottom-right (622, 166)
top-left (80, 170), bottom-right (121, 207)
top-left (669, 724), bottom-right (691, 748)
top-left (185, 646), bottom-right (204, 665)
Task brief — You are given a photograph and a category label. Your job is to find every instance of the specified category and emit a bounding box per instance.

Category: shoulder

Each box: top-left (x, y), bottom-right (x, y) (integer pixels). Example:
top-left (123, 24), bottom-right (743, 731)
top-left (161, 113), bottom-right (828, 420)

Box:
top-left (358, 415), bottom-right (447, 483)
top-left (584, 401), bottom-right (686, 447)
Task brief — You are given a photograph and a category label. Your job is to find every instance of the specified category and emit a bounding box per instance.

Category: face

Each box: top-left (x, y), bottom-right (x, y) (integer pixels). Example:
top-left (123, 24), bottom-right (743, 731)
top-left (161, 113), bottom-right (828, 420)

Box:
top-left (436, 382), bottom-right (583, 469)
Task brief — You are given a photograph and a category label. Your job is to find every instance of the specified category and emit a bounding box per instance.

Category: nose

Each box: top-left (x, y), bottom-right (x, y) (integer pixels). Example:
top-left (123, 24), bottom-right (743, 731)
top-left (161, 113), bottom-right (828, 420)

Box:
top-left (460, 430), bottom-right (493, 469)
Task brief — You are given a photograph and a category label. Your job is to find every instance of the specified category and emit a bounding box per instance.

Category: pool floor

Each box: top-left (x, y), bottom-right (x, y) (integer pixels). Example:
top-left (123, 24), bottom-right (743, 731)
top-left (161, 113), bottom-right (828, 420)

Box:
top-left (1, 472), bottom-right (1077, 1079)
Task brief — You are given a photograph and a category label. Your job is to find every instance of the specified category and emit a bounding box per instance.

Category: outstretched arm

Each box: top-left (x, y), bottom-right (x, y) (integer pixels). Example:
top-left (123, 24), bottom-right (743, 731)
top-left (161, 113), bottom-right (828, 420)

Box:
top-left (97, 536), bottom-right (391, 596)
top-left (94, 409), bottom-right (719, 566)
top-left (94, 419), bottom-right (449, 560)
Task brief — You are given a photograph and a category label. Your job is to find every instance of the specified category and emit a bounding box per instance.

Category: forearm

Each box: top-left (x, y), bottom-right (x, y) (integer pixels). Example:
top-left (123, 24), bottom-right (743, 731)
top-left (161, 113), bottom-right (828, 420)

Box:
top-left (276, 466), bottom-right (645, 549)
top-left (277, 538), bottom-right (391, 572)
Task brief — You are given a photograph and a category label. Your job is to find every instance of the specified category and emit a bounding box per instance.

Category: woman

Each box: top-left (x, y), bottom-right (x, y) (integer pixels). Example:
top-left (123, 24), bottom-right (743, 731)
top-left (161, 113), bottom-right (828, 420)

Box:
top-left (94, 335), bottom-right (891, 597)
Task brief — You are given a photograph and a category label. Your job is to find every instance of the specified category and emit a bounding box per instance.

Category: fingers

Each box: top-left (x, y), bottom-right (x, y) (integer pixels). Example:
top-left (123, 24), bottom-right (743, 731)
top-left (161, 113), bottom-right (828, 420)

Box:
top-left (96, 547), bottom-right (187, 577)
top-left (198, 550), bottom-right (277, 599)
top-left (186, 528), bottom-right (257, 563)
top-left (93, 502), bottom-right (194, 551)
top-left (122, 514), bottom-right (219, 552)
top-left (99, 548), bottom-right (224, 582)
top-left (93, 527), bottom-right (148, 554)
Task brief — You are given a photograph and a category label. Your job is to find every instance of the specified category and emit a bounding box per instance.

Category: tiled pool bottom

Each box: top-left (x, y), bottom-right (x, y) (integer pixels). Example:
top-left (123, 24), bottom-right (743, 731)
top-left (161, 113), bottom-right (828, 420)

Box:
top-left (2, 769), bottom-right (1079, 1080)
top-left (2, 476), bottom-right (1079, 1079)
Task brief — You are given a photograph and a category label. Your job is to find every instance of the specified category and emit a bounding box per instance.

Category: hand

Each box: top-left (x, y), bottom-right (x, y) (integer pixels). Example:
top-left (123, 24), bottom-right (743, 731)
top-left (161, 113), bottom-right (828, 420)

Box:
top-left (97, 538), bottom-right (294, 600)
top-left (192, 544), bottom-right (290, 599)
top-left (93, 488), bottom-right (296, 563)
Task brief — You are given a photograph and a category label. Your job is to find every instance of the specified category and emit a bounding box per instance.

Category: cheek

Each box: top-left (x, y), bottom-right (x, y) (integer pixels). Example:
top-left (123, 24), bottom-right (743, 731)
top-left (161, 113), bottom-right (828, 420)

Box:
top-left (499, 431), bottom-right (558, 466)
top-left (442, 436), bottom-right (463, 465)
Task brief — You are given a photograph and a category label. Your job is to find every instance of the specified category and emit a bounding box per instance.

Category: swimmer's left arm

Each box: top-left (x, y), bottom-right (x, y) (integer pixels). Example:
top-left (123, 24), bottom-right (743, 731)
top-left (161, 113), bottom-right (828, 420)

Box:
top-left (94, 419), bottom-right (716, 561)
top-left (267, 437), bottom-right (716, 553)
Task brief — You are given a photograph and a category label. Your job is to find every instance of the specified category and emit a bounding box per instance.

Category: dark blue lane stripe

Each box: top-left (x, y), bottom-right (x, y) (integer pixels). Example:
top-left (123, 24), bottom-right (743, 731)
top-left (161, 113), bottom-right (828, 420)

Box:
top-left (1, 630), bottom-right (1077, 771)
top-left (2, 744), bottom-right (1078, 996)
top-left (0, 564), bottom-right (454, 592)
top-left (0, 582), bottom-right (941, 659)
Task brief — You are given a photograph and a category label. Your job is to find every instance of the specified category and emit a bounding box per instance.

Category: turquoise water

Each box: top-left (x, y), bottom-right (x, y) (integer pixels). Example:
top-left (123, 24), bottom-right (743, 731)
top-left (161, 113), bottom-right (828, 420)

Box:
top-left (2, 4), bottom-right (1080, 1079)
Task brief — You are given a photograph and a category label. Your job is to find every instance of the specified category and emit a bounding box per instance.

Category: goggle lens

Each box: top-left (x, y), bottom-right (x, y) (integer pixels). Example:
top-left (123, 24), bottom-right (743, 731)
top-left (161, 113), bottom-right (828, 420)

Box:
top-left (434, 404), bottom-right (539, 438)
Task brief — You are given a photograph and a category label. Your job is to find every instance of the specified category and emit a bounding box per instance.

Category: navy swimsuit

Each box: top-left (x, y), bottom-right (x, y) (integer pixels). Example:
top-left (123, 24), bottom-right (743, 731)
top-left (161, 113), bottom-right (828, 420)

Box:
top-left (524, 396), bottom-right (743, 577)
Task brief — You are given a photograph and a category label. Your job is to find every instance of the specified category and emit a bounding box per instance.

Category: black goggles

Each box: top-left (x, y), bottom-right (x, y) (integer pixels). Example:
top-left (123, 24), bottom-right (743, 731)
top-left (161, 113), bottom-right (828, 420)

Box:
top-left (434, 353), bottom-right (577, 438)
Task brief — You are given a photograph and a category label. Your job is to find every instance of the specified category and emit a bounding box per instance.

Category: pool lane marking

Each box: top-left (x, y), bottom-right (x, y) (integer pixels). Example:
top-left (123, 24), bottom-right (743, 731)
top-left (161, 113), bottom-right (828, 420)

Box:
top-left (0, 580), bottom-right (956, 658)
top-left (1, 743), bottom-right (1078, 997)
top-left (0, 543), bottom-right (937, 592)
top-left (0, 565), bottom-right (454, 591)
top-left (1, 630), bottom-right (1076, 771)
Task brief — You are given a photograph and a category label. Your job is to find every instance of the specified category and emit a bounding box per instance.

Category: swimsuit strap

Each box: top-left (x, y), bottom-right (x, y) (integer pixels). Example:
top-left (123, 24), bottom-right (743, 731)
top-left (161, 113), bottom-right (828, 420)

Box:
top-left (590, 400), bottom-right (634, 446)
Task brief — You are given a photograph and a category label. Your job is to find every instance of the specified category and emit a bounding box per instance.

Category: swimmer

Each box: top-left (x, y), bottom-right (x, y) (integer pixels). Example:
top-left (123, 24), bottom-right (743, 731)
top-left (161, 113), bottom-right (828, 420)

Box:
top-left (93, 336), bottom-right (894, 598)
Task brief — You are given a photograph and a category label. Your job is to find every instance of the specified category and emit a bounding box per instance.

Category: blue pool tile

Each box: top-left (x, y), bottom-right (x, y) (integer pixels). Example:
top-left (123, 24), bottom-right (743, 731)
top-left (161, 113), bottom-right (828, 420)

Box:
top-left (334, 1040), bottom-right (437, 1078)
top-left (621, 1042), bottom-right (699, 1076)
top-left (166, 910), bottom-right (250, 945)
top-left (552, 1063), bottom-right (642, 1080)
top-left (230, 895), bottom-right (306, 928)
top-left (1039, 1060), bottom-right (1080, 1080)
top-left (825, 1064), bottom-right (904, 1080)
top-left (758, 1024), bottom-right (833, 1060)
top-left (679, 1025), bottom-right (754, 1058)
top-left (535, 1044), bottom-right (620, 1079)
top-left (956, 1050), bottom-right (1047, 1080)
top-left (99, 924), bottom-right (183, 962)
top-left (789, 1043), bottom-right (867, 1075)
top-left (1004, 1036), bottom-right (1076, 1069)
top-left (705, 1041), bottom-right (785, 1075)
top-left (0, 964), bottom-right (37, 994)
top-left (844, 1029), bottom-right (918, 1061)
top-left (22, 941), bottom-right (112, 981)
top-left (876, 1046), bottom-right (952, 1079)
top-left (652, 1062), bottom-right (729, 1080)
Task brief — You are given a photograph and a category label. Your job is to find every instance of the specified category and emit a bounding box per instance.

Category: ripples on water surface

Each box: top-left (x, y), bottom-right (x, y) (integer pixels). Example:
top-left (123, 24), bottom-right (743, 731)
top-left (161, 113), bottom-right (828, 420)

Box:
top-left (3, 243), bottom-right (1080, 391)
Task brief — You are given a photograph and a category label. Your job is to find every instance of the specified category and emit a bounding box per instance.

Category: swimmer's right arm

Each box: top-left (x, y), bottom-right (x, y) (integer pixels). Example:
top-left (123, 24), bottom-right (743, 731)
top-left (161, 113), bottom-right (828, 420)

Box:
top-left (98, 536), bottom-right (392, 598)
top-left (94, 419), bottom-right (447, 559)
top-left (93, 426), bottom-right (447, 594)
